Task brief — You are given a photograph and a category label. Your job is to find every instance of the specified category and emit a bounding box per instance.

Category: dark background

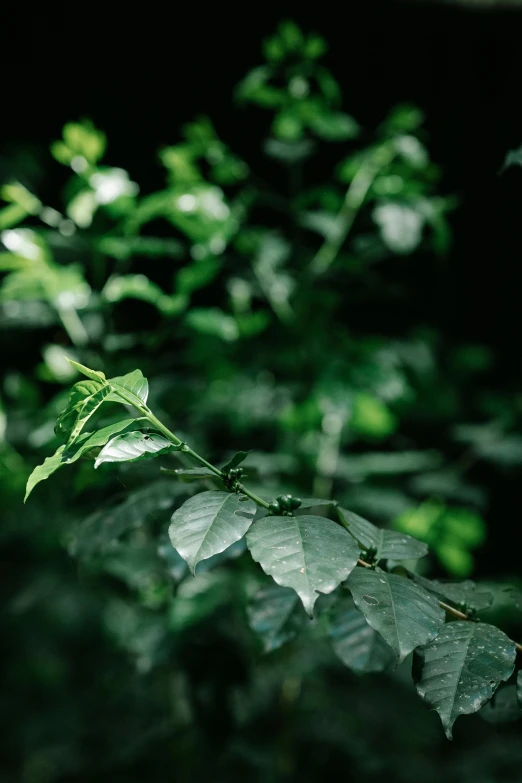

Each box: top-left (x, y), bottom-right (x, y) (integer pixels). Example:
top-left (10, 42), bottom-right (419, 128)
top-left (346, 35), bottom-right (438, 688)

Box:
top-left (4, 0), bottom-right (521, 350)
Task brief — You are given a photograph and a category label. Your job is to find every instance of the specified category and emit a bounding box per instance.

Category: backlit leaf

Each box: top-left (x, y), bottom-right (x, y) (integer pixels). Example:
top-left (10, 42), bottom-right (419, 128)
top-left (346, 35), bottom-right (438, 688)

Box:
top-left (107, 369), bottom-right (149, 407)
top-left (95, 431), bottom-right (174, 468)
top-left (25, 418), bottom-right (147, 500)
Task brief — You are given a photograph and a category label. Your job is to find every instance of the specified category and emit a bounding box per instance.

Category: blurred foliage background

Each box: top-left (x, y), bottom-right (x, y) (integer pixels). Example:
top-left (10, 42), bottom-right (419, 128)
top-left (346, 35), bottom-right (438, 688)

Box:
top-left (2, 2), bottom-right (522, 781)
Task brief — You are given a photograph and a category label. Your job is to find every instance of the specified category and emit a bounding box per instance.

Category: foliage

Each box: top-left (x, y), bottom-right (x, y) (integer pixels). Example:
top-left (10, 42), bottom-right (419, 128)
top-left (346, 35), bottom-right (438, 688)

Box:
top-left (24, 358), bottom-right (522, 738)
top-left (2, 18), bottom-right (522, 782)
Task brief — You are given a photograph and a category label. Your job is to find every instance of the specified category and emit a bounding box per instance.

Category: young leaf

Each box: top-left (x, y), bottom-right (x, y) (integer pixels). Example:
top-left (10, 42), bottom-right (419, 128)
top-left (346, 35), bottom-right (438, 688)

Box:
top-left (25, 445), bottom-right (67, 502)
top-left (346, 568), bottom-right (445, 661)
top-left (94, 431), bottom-right (173, 468)
top-left (246, 515), bottom-right (360, 616)
top-left (55, 379), bottom-right (111, 441)
top-left (338, 507), bottom-right (428, 561)
top-left (247, 584), bottom-right (307, 652)
top-left (328, 594), bottom-right (396, 673)
top-left (107, 369), bottom-right (149, 407)
top-left (414, 621), bottom-right (516, 739)
top-left (66, 359), bottom-right (106, 382)
top-left (69, 480), bottom-right (183, 558)
top-left (221, 450), bottom-right (251, 473)
top-left (480, 685), bottom-right (521, 725)
top-left (25, 418), bottom-right (148, 500)
top-left (169, 491), bottom-right (257, 574)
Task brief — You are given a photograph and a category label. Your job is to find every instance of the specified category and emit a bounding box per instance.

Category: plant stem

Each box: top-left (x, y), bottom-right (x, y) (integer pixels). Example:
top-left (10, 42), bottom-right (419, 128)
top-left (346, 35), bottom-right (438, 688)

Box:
top-left (142, 407), bottom-right (270, 509)
top-left (57, 305), bottom-right (90, 347)
top-left (308, 151), bottom-right (394, 278)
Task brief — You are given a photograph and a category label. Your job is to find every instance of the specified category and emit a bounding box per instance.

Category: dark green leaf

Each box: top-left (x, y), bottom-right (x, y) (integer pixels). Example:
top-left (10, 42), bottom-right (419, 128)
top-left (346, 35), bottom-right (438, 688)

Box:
top-left (414, 621), bottom-right (516, 739)
top-left (328, 594), bottom-right (396, 673)
top-left (338, 507), bottom-right (428, 561)
top-left (69, 480), bottom-right (183, 558)
top-left (347, 568), bottom-right (444, 661)
top-left (247, 584), bottom-right (307, 652)
top-left (169, 490), bottom-right (257, 574)
top-left (410, 573), bottom-right (493, 613)
top-left (94, 431), bottom-right (173, 468)
top-left (221, 450), bottom-right (251, 473)
top-left (517, 671), bottom-right (522, 709)
top-left (247, 515), bottom-right (360, 616)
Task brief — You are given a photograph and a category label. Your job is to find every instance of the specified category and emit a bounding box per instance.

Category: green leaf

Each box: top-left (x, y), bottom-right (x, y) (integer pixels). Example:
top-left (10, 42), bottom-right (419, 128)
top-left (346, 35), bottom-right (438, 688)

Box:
top-left (185, 308), bottom-right (239, 342)
top-left (517, 671), bottom-right (522, 709)
top-left (94, 431), bottom-right (174, 468)
top-left (247, 585), bottom-right (306, 653)
top-left (25, 418), bottom-right (149, 501)
top-left (338, 507), bottom-right (428, 562)
top-left (25, 445), bottom-right (67, 502)
top-left (69, 480), bottom-right (182, 558)
top-left (328, 594), bottom-right (396, 673)
top-left (66, 359), bottom-right (106, 382)
top-left (247, 515), bottom-right (360, 616)
top-left (410, 573), bottom-right (493, 613)
top-left (414, 621), bottom-right (516, 739)
top-left (306, 111), bottom-right (360, 141)
top-left (221, 450), bottom-right (251, 473)
top-left (107, 369), bottom-right (149, 407)
top-left (480, 685), bottom-right (521, 725)
top-left (169, 491), bottom-right (257, 574)
top-left (346, 568), bottom-right (444, 661)
top-left (55, 380), bottom-right (112, 443)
